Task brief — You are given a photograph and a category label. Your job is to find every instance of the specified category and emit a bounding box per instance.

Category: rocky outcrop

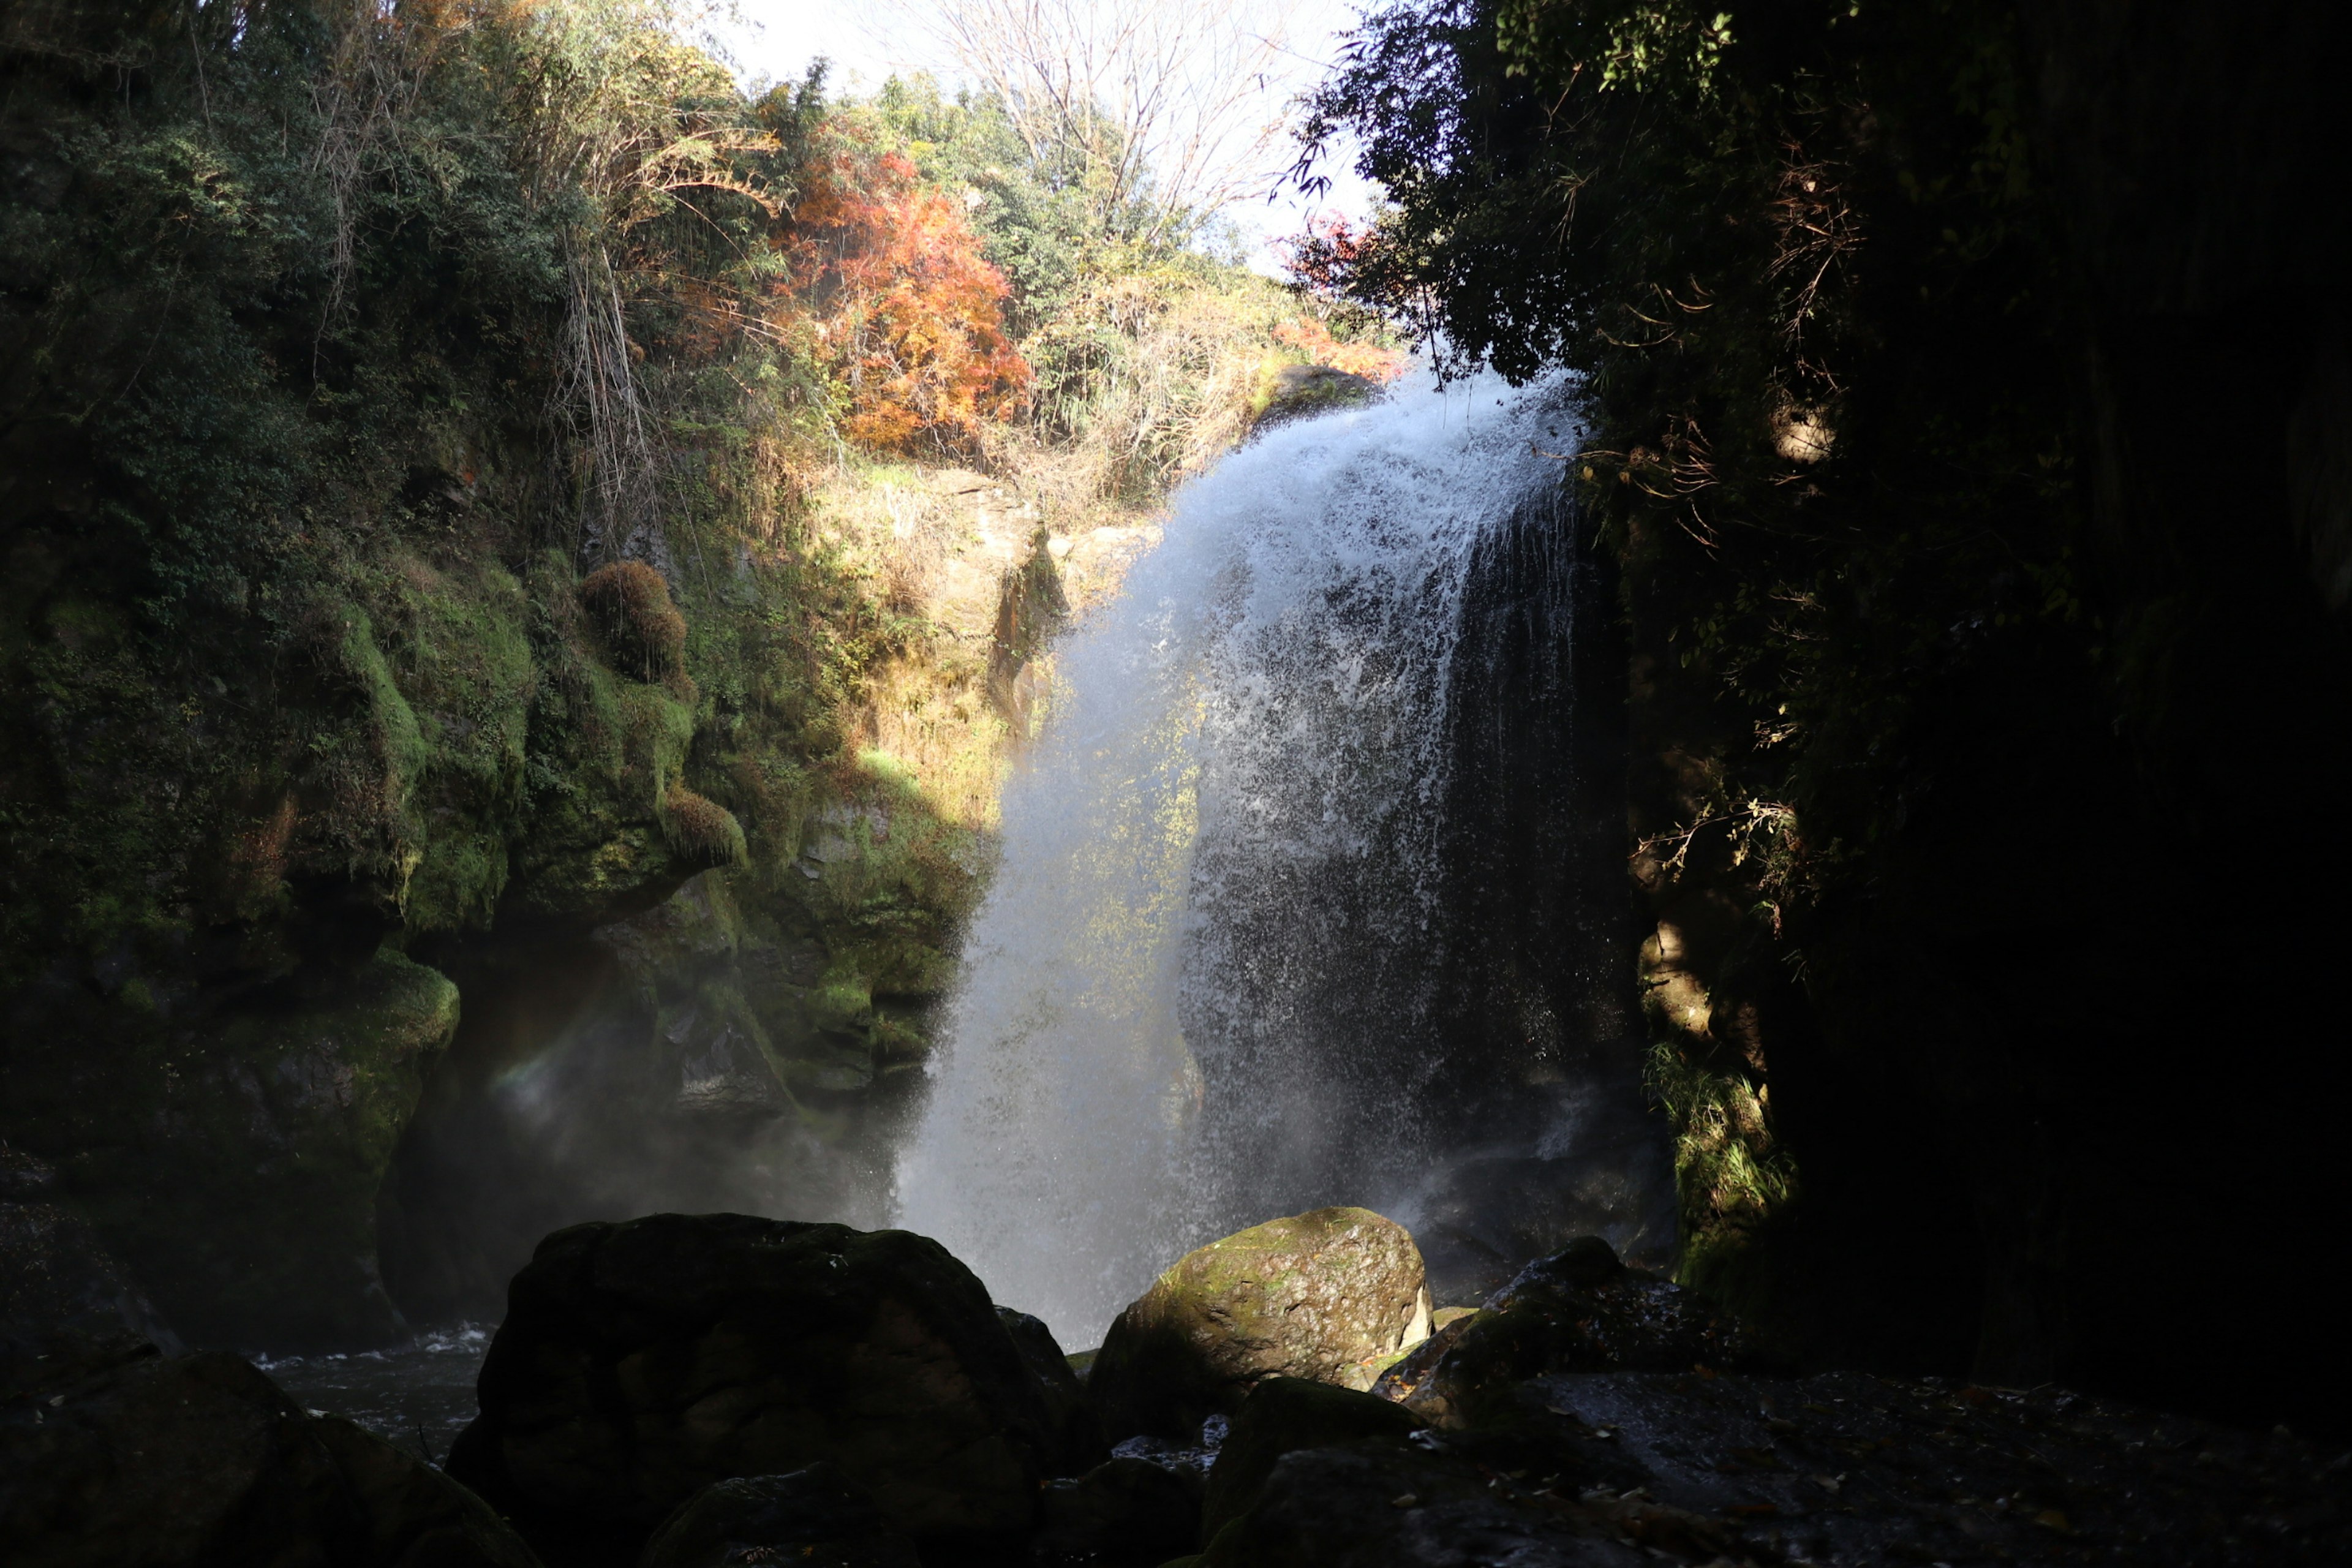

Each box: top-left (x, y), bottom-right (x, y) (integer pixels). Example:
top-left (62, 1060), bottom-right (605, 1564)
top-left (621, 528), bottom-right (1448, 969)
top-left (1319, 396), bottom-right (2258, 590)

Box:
top-left (445, 1214), bottom-right (1060, 1567)
top-left (1, 1340), bottom-right (540, 1567)
top-left (2, 946), bottom-right (460, 1351)
top-left (1088, 1208), bottom-right (1431, 1440)
top-left (1379, 1238), bottom-right (1766, 1428)
top-left (639, 1465), bottom-right (920, 1568)
top-left (1250, 364), bottom-right (1382, 432)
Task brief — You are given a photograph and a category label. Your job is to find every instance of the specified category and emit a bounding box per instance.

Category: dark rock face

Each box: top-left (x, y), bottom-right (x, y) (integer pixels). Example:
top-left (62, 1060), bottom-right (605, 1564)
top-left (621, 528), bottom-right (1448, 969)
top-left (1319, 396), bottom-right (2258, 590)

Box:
top-left (1382, 1240), bottom-right (1765, 1428)
top-left (0, 1142), bottom-right (179, 1357)
top-left (445, 1213), bottom-right (1058, 1567)
top-left (1033, 1457), bottom-right (1203, 1567)
top-left (997, 1306), bottom-right (1108, 1477)
top-left (0, 1342), bottom-right (539, 1567)
top-left (639, 1464), bottom-right (921, 1568)
top-left (1090, 1208), bottom-right (1430, 1441)
top-left (1199, 1378), bottom-right (1421, 1543)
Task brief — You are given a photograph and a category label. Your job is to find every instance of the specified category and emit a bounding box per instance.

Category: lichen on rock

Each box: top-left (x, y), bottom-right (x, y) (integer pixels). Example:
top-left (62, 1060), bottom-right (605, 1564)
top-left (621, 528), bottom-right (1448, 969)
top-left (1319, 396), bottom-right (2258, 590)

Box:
top-left (1088, 1207), bottom-right (1432, 1440)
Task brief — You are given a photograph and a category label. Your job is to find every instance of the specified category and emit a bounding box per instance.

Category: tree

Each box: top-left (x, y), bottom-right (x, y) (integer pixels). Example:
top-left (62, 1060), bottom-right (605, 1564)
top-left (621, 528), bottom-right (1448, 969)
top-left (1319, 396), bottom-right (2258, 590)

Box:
top-left (888, 0), bottom-right (1310, 245)
top-left (777, 130), bottom-right (1032, 452)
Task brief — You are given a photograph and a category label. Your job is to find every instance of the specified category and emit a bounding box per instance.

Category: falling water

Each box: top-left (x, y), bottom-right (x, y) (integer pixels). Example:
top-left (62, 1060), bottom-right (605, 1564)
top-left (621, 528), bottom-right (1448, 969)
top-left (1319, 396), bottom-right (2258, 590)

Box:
top-left (894, 371), bottom-right (1642, 1344)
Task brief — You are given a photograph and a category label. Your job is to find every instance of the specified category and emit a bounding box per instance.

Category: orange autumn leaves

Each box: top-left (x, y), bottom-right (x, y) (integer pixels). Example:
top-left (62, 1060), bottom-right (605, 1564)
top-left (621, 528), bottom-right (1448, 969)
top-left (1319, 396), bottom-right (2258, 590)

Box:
top-left (777, 138), bottom-right (1029, 453)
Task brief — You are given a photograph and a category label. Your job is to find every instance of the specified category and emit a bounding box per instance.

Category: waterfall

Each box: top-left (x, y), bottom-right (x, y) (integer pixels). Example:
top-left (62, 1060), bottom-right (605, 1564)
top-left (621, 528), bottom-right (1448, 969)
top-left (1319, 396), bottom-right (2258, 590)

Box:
top-left (894, 371), bottom-right (1660, 1345)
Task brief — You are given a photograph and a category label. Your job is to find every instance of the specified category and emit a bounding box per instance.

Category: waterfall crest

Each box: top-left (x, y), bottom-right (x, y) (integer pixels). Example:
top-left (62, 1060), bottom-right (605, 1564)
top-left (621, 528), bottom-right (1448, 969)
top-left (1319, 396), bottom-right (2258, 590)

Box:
top-left (894, 372), bottom-right (1620, 1343)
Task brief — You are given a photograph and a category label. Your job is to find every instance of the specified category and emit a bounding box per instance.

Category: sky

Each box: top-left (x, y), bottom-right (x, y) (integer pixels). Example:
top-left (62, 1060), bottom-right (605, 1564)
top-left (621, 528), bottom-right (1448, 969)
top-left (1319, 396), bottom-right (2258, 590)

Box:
top-left (709, 0), bottom-right (1382, 274)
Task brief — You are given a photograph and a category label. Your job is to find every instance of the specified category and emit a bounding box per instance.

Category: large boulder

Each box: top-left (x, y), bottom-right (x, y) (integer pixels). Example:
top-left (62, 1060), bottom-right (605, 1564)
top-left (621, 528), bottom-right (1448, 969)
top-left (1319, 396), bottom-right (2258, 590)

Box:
top-left (0, 1341), bottom-right (539, 1567)
top-left (1088, 1208), bottom-right (1430, 1441)
top-left (639, 1464), bottom-right (919, 1568)
top-left (445, 1213), bottom-right (1060, 1567)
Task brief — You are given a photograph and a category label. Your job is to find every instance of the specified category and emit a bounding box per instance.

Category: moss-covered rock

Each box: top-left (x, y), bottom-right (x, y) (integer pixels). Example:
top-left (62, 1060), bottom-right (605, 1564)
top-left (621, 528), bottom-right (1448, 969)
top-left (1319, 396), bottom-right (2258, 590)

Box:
top-left (1248, 364), bottom-right (1382, 432)
top-left (1089, 1208), bottom-right (1431, 1441)
top-left (55, 948), bottom-right (462, 1351)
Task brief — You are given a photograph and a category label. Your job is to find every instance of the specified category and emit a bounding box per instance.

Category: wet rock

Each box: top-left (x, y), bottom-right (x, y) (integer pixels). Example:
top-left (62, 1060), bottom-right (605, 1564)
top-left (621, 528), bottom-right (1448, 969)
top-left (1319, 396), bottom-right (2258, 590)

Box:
top-left (999, 1305), bottom-right (1109, 1477)
top-left (0, 1344), bottom-right (540, 1567)
top-left (1368, 1311), bottom-right (1478, 1408)
top-left (1205, 1365), bottom-right (2352, 1567)
top-left (1090, 1208), bottom-right (1430, 1440)
top-left (1033, 1456), bottom-right (1203, 1567)
top-left (446, 1213), bottom-right (1059, 1568)
top-left (1199, 1377), bottom-right (1422, 1541)
top-left (1251, 364), bottom-right (1383, 432)
top-left (1396, 1238), bottom-right (1764, 1427)
top-left (639, 1464), bottom-right (919, 1568)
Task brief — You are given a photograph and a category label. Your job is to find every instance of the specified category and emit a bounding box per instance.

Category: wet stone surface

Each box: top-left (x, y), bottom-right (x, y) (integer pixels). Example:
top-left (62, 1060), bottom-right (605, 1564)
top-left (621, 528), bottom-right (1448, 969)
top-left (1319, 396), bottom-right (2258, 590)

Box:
top-left (1516, 1368), bottom-right (2352, 1566)
top-left (1209, 1368), bottom-right (2350, 1567)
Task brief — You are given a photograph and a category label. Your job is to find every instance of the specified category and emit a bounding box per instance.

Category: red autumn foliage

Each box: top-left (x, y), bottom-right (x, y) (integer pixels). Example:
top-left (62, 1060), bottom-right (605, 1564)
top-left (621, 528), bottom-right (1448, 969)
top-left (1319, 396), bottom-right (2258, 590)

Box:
top-left (778, 135), bottom-right (1030, 452)
top-left (1281, 211), bottom-right (1378, 298)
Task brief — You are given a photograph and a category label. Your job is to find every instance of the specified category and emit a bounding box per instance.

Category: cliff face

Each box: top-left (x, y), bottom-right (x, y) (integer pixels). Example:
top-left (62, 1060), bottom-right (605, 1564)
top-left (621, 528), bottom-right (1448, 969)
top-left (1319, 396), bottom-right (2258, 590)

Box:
top-left (1619, 0), bottom-right (2352, 1430)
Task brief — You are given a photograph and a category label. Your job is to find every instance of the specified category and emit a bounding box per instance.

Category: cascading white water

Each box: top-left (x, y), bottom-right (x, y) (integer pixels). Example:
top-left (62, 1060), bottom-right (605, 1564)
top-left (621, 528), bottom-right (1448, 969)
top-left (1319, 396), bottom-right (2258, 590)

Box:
top-left (894, 370), bottom-right (1577, 1343)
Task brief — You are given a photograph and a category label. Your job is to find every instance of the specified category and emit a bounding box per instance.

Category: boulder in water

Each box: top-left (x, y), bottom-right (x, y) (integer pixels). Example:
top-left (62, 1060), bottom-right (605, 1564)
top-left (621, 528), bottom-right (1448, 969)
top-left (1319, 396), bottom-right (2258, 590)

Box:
top-left (1088, 1207), bottom-right (1430, 1440)
top-left (638, 1464), bottom-right (919, 1568)
top-left (0, 1341), bottom-right (539, 1567)
top-left (1033, 1455), bottom-right (1204, 1567)
top-left (445, 1213), bottom-right (1059, 1567)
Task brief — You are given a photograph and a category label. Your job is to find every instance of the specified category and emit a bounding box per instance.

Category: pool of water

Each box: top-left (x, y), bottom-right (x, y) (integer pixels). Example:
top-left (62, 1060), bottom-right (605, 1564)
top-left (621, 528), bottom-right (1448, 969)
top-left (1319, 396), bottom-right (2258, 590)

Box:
top-left (259, 1324), bottom-right (491, 1466)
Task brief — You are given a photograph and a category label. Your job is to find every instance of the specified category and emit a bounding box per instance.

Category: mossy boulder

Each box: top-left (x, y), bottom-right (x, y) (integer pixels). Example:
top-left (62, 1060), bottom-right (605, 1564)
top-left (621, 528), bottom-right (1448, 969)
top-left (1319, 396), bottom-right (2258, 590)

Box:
top-left (1088, 1208), bottom-right (1431, 1440)
top-left (0, 1343), bottom-right (539, 1567)
top-left (446, 1213), bottom-right (1061, 1568)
